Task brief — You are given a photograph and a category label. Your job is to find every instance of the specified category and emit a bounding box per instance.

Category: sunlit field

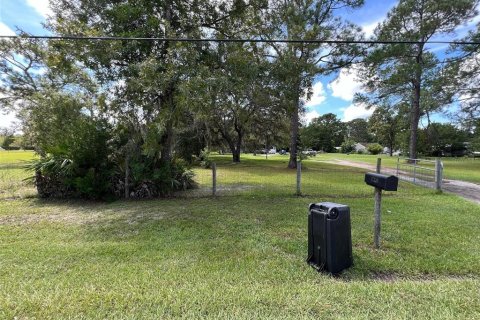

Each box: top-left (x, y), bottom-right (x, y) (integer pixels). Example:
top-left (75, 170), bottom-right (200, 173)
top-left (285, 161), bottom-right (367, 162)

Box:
top-left (0, 151), bottom-right (37, 200)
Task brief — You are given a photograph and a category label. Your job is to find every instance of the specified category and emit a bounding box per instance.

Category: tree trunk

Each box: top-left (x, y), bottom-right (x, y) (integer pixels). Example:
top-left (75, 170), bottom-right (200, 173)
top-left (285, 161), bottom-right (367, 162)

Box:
top-left (226, 140), bottom-right (241, 163)
top-left (220, 129), bottom-right (242, 163)
top-left (389, 130), bottom-right (394, 157)
top-left (288, 89), bottom-right (300, 169)
top-left (409, 42), bottom-right (424, 160)
top-left (161, 118), bottom-right (174, 164)
top-left (233, 132), bottom-right (242, 163)
top-left (409, 87), bottom-right (421, 160)
top-left (227, 138), bottom-right (241, 163)
top-left (217, 127), bottom-right (240, 163)
top-left (233, 149), bottom-right (241, 163)
top-left (409, 64), bottom-right (422, 160)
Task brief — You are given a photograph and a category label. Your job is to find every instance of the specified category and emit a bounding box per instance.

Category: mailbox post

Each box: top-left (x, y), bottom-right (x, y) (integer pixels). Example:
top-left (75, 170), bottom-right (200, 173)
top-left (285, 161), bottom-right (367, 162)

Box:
top-left (375, 158), bottom-right (381, 249)
top-left (364, 168), bottom-right (398, 249)
top-left (374, 183), bottom-right (381, 249)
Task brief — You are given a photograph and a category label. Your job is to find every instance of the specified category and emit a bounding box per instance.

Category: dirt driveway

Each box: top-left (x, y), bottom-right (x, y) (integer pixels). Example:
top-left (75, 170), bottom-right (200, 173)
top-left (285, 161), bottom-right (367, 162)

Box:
top-left (321, 159), bottom-right (480, 205)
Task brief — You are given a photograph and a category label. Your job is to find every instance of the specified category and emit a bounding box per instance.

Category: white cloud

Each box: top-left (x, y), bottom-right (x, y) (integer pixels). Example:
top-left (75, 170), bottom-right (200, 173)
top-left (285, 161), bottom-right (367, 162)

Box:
top-left (26, 0), bottom-right (52, 18)
top-left (304, 82), bottom-right (326, 107)
top-left (452, 13), bottom-right (480, 39)
top-left (362, 20), bottom-right (381, 38)
top-left (457, 53), bottom-right (480, 102)
top-left (302, 110), bottom-right (320, 125)
top-left (465, 7), bottom-right (480, 28)
top-left (341, 103), bottom-right (375, 122)
top-left (0, 22), bottom-right (15, 36)
top-left (328, 68), bottom-right (363, 101)
top-left (0, 110), bottom-right (19, 129)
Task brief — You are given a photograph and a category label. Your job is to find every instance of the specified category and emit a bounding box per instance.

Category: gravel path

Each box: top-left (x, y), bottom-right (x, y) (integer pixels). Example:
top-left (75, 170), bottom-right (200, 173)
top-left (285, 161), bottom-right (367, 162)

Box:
top-left (322, 159), bottom-right (480, 205)
top-left (441, 179), bottom-right (480, 204)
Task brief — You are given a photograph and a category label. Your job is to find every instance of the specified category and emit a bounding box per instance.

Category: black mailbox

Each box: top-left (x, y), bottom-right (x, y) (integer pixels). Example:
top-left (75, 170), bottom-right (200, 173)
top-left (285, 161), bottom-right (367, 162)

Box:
top-left (364, 172), bottom-right (398, 191)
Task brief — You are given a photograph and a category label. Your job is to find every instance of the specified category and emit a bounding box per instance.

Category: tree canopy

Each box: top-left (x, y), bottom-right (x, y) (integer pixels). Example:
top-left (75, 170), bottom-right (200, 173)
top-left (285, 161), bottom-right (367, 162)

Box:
top-left (355, 0), bottom-right (478, 159)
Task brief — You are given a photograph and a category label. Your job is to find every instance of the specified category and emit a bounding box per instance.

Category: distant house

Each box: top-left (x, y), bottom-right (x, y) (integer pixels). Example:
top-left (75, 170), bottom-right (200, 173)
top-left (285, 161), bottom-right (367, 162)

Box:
top-left (444, 142), bottom-right (470, 157)
top-left (354, 143), bottom-right (367, 153)
top-left (383, 147), bottom-right (402, 156)
top-left (0, 147), bottom-right (4, 151)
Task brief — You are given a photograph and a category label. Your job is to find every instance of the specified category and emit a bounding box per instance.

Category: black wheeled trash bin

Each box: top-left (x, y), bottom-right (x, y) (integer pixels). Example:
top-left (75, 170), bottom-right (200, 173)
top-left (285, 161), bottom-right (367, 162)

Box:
top-left (307, 202), bottom-right (353, 274)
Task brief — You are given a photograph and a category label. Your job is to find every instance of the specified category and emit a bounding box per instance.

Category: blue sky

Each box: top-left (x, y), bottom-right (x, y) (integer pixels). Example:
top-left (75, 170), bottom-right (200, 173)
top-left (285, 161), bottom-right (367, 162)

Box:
top-left (0, 0), bottom-right (50, 129)
top-left (0, 0), bottom-right (49, 34)
top-left (303, 0), bottom-right (397, 124)
top-left (0, 0), bottom-right (478, 129)
top-left (304, 0), bottom-right (480, 126)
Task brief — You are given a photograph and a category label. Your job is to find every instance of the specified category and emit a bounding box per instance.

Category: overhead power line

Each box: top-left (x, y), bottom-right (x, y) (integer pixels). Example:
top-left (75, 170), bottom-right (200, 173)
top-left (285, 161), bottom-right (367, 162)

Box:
top-left (0, 35), bottom-right (479, 46)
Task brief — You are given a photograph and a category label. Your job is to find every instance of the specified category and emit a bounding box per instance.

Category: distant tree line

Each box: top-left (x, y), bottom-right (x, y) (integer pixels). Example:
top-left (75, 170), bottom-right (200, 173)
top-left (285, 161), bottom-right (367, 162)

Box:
top-left (301, 112), bottom-right (479, 156)
top-left (0, 128), bottom-right (33, 150)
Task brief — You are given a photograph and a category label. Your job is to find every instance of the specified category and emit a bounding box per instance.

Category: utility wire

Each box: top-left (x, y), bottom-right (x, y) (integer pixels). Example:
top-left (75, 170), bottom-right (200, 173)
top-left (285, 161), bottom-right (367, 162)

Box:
top-left (0, 35), bottom-right (479, 45)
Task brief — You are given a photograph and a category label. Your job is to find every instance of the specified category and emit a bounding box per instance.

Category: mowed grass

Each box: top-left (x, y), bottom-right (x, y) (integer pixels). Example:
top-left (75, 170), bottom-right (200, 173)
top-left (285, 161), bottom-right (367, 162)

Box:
top-left (0, 151), bottom-right (37, 200)
top-left (1, 154), bottom-right (480, 319)
top-left (313, 153), bottom-right (480, 184)
top-left (438, 158), bottom-right (480, 183)
top-left (0, 150), bottom-right (37, 163)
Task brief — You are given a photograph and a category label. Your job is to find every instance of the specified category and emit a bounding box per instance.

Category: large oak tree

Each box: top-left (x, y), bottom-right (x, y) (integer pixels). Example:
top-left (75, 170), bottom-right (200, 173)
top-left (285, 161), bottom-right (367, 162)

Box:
top-left (258, 0), bottom-right (364, 168)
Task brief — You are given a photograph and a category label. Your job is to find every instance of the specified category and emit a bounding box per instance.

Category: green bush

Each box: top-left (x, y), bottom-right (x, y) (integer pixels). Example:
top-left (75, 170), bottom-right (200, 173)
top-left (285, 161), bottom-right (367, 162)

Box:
top-left (25, 94), bottom-right (197, 200)
top-left (150, 159), bottom-right (196, 195)
top-left (29, 123), bottom-right (114, 200)
top-left (176, 128), bottom-right (207, 164)
top-left (199, 148), bottom-right (212, 169)
top-left (368, 143), bottom-right (383, 155)
top-left (0, 134), bottom-right (15, 150)
top-left (32, 153), bottom-right (197, 200)
top-left (341, 139), bottom-right (356, 154)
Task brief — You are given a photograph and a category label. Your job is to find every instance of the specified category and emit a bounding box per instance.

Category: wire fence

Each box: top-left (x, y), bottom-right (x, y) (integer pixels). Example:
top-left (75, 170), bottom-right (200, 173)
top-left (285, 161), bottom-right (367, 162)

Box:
top-left (1, 156), bottom-right (443, 200)
top-left (0, 161), bottom-right (35, 200)
top-left (393, 158), bottom-right (442, 190)
top-left (426, 156), bottom-right (478, 183)
top-left (177, 160), bottom-right (375, 199)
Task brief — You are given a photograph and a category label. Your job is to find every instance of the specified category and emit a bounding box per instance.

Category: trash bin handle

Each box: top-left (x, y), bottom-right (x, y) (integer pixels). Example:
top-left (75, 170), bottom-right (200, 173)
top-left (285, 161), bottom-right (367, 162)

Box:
top-left (327, 208), bottom-right (339, 220)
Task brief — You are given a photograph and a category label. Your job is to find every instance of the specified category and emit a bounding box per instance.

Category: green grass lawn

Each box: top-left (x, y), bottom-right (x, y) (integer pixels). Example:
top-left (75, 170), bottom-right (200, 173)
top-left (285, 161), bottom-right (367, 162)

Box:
top-left (0, 150), bottom-right (36, 163)
top-left (0, 150), bottom-right (37, 200)
top-left (1, 154), bottom-right (480, 319)
top-left (436, 158), bottom-right (480, 183)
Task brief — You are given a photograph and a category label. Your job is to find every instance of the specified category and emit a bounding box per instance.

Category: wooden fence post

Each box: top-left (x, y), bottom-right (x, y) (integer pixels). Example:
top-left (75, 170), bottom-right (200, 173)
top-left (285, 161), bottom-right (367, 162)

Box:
top-left (296, 160), bottom-right (301, 196)
top-left (413, 159), bottom-right (417, 183)
top-left (374, 158), bottom-right (382, 249)
top-left (435, 158), bottom-right (443, 192)
top-left (212, 162), bottom-right (217, 196)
